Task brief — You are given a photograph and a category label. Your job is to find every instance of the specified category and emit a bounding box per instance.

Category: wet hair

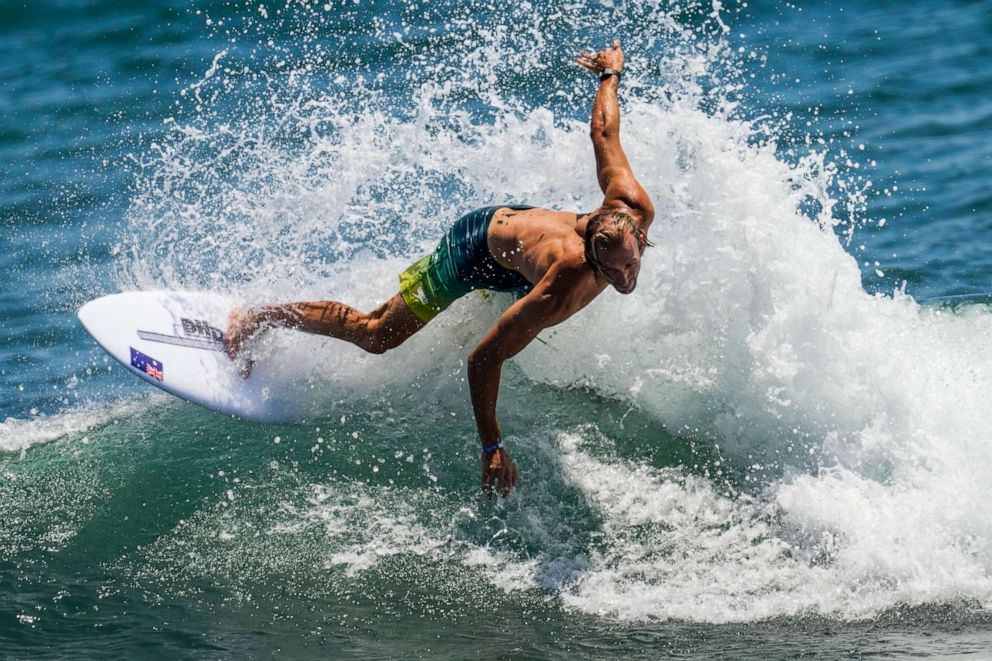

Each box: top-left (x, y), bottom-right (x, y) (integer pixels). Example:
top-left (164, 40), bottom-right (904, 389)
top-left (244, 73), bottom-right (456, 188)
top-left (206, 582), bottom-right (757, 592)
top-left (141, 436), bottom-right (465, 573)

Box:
top-left (583, 210), bottom-right (652, 278)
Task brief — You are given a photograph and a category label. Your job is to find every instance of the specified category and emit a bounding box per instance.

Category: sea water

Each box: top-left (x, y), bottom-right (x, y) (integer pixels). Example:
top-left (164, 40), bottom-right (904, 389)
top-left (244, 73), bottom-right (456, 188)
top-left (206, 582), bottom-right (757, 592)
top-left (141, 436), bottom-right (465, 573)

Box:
top-left (3, 0), bottom-right (992, 657)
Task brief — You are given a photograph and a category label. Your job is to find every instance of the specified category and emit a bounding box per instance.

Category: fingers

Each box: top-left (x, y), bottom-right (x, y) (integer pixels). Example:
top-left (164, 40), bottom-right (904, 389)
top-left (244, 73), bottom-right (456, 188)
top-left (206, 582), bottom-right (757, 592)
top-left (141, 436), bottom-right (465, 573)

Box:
top-left (577, 41), bottom-right (623, 73)
top-left (576, 54), bottom-right (599, 72)
top-left (482, 454), bottom-right (495, 497)
top-left (497, 456), bottom-right (518, 498)
top-left (577, 49), bottom-right (602, 71)
top-left (224, 307), bottom-right (241, 360)
top-left (481, 455), bottom-right (492, 498)
top-left (500, 460), bottom-right (517, 497)
top-left (482, 465), bottom-right (495, 499)
top-left (481, 452), bottom-right (518, 499)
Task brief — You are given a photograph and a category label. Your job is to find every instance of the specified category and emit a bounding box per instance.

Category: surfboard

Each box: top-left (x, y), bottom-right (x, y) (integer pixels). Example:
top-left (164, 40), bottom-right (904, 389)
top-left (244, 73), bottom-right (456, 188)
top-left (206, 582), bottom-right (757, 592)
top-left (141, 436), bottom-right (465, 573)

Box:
top-left (78, 290), bottom-right (310, 422)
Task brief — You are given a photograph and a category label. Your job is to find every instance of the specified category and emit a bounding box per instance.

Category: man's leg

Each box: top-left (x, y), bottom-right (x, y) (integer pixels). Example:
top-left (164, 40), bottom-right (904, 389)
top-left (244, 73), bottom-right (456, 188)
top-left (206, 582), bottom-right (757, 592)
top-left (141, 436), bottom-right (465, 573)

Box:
top-left (225, 293), bottom-right (426, 363)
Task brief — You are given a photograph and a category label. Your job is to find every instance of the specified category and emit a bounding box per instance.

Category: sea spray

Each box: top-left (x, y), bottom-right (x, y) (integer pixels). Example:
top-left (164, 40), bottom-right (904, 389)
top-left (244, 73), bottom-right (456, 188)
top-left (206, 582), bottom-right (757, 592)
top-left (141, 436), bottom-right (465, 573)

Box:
top-left (84, 0), bottom-right (992, 619)
top-left (8, 0), bottom-right (992, 626)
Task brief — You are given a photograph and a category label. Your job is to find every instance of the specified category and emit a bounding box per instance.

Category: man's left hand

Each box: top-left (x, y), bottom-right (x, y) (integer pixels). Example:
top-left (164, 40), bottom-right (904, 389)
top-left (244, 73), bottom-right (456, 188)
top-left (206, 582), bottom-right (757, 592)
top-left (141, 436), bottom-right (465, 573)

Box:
top-left (481, 448), bottom-right (518, 498)
top-left (576, 39), bottom-right (624, 75)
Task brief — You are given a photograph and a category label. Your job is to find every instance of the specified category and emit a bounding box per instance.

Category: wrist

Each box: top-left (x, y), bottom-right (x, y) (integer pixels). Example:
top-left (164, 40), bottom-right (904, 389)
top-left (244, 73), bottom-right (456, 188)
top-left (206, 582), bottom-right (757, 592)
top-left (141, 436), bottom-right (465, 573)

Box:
top-left (251, 306), bottom-right (279, 325)
top-left (481, 441), bottom-right (503, 454)
top-left (599, 68), bottom-right (621, 82)
top-left (258, 305), bottom-right (296, 326)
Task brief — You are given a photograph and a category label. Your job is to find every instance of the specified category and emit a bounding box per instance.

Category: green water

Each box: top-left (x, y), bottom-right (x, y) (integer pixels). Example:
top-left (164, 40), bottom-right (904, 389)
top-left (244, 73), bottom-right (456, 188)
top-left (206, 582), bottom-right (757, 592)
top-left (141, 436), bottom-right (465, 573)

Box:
top-left (6, 0), bottom-right (992, 657)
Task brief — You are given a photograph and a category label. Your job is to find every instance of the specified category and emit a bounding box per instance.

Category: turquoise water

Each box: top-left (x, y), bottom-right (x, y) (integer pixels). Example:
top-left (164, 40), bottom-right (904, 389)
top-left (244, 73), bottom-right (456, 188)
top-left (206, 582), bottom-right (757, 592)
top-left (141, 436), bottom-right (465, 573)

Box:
top-left (3, 0), bottom-right (992, 657)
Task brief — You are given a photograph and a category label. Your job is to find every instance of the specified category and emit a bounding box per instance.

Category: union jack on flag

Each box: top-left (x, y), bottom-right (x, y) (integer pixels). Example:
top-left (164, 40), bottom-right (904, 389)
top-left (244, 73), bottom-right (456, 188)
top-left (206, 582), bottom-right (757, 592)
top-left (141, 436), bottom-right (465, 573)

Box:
top-left (130, 347), bottom-right (164, 382)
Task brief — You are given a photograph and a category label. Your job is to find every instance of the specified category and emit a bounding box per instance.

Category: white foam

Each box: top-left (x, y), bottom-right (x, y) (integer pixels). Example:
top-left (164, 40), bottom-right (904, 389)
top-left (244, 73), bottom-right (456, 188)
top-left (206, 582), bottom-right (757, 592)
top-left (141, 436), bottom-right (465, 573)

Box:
top-left (515, 431), bottom-right (992, 622)
top-left (0, 395), bottom-right (161, 455)
top-left (501, 102), bottom-right (992, 619)
top-left (279, 483), bottom-right (446, 577)
top-left (109, 2), bottom-right (992, 622)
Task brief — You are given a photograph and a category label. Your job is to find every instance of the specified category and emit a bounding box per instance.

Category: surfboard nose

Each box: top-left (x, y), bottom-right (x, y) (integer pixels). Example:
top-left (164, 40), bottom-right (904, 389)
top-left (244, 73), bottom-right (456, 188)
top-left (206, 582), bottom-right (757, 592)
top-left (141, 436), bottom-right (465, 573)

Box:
top-left (77, 290), bottom-right (310, 423)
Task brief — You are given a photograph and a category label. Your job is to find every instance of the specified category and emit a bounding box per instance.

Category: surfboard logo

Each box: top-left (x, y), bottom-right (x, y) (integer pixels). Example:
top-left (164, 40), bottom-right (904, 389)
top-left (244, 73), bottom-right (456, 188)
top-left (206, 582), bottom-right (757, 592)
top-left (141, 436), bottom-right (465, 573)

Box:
top-left (181, 318), bottom-right (224, 342)
top-left (135, 317), bottom-right (226, 352)
top-left (130, 347), bottom-right (164, 381)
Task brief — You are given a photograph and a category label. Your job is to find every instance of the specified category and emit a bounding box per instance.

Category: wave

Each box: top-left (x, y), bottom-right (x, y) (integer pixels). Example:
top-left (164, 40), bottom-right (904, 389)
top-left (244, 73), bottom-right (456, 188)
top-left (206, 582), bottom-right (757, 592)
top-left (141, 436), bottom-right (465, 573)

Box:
top-left (95, 0), bottom-right (992, 622)
top-left (0, 396), bottom-right (162, 455)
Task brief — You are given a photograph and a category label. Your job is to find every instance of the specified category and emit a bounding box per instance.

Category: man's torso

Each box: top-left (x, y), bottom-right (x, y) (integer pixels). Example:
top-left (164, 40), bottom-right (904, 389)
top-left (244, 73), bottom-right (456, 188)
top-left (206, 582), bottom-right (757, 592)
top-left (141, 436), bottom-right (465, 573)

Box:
top-left (487, 206), bottom-right (607, 307)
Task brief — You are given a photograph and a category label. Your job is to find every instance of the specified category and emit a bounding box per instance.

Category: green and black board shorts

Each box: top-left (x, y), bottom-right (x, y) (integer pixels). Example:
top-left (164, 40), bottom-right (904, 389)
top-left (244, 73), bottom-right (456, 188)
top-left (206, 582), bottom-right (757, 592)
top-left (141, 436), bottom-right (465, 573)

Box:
top-left (399, 206), bottom-right (534, 322)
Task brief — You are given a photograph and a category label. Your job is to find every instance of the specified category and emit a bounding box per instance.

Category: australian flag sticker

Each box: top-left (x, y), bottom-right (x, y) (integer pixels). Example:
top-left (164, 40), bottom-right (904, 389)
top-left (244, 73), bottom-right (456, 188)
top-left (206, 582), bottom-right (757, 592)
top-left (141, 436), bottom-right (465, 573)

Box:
top-left (130, 347), bottom-right (164, 382)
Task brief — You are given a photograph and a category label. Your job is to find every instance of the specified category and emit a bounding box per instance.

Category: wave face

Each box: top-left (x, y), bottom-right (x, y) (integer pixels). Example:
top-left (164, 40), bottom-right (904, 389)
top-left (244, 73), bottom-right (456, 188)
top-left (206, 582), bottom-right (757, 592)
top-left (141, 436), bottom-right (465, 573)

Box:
top-left (5, 0), bottom-right (992, 654)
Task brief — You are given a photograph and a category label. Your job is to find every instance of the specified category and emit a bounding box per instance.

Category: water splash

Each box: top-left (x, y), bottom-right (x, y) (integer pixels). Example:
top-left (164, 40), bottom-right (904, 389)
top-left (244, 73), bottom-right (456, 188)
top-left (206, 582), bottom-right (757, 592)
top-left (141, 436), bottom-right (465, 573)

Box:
top-left (96, 0), bottom-right (992, 622)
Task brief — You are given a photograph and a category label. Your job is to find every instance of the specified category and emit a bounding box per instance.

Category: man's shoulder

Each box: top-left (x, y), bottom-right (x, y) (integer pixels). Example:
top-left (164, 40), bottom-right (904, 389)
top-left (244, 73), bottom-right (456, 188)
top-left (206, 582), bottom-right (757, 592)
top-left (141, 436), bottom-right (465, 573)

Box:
top-left (527, 248), bottom-right (603, 321)
top-left (543, 246), bottom-right (599, 294)
top-left (548, 240), bottom-right (587, 272)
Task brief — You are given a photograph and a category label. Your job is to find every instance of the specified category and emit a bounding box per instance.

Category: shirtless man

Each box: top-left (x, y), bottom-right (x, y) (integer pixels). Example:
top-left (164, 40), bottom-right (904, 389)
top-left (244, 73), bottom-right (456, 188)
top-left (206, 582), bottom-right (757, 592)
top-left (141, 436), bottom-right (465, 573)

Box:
top-left (225, 40), bottom-right (654, 497)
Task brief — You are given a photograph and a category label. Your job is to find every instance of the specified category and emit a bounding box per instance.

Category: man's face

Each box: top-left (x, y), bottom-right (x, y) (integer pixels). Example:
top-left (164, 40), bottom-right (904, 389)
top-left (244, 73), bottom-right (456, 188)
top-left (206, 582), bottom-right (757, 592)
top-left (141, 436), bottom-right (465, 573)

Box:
top-left (595, 233), bottom-right (642, 294)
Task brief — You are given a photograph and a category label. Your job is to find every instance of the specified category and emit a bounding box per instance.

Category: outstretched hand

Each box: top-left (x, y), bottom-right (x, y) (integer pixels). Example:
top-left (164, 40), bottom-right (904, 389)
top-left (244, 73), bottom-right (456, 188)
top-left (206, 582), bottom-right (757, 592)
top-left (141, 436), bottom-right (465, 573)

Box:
top-left (481, 448), bottom-right (518, 498)
top-left (224, 307), bottom-right (264, 378)
top-left (576, 39), bottom-right (624, 74)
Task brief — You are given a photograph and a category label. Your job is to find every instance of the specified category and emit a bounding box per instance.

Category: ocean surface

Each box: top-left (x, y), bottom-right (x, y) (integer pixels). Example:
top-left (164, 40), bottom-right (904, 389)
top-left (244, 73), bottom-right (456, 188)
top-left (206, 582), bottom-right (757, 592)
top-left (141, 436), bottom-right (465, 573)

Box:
top-left (2, 0), bottom-right (992, 657)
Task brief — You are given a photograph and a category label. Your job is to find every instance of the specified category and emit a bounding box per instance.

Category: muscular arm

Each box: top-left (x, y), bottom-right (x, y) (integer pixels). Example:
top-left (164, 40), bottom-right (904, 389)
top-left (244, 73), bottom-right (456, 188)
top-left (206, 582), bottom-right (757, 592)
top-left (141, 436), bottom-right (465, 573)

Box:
top-left (467, 263), bottom-right (594, 446)
top-left (581, 41), bottom-right (655, 231)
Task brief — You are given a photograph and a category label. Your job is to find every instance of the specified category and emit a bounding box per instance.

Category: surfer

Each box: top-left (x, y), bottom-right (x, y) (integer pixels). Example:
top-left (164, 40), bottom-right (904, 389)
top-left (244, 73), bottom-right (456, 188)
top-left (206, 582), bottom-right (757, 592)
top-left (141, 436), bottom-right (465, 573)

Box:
top-left (225, 40), bottom-right (654, 497)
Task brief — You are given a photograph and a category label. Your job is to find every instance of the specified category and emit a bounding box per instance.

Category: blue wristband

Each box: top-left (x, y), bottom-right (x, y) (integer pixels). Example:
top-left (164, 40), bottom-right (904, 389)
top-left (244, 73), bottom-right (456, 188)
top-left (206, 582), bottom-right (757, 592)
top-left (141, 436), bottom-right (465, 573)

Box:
top-left (482, 442), bottom-right (503, 453)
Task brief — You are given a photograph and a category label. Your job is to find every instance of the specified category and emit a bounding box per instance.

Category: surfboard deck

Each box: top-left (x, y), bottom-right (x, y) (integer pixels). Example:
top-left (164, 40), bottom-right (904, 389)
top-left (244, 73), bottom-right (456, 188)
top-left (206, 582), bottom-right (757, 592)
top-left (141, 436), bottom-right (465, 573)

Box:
top-left (78, 290), bottom-right (310, 422)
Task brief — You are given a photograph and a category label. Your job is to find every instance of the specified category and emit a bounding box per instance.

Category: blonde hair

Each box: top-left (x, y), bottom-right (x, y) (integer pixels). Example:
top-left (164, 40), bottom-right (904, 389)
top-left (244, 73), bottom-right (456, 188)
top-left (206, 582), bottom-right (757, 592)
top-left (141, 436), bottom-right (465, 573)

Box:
top-left (584, 210), bottom-right (650, 277)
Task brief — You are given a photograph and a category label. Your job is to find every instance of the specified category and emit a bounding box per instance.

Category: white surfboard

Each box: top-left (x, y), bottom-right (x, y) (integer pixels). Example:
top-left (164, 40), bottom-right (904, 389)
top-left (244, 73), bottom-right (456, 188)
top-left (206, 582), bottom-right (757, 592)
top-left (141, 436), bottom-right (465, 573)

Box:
top-left (78, 291), bottom-right (311, 422)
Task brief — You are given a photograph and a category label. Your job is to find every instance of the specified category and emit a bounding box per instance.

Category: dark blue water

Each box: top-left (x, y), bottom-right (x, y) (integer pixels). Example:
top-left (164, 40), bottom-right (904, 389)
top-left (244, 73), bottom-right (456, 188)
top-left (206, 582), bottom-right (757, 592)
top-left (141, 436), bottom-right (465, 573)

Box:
top-left (3, 0), bottom-right (992, 657)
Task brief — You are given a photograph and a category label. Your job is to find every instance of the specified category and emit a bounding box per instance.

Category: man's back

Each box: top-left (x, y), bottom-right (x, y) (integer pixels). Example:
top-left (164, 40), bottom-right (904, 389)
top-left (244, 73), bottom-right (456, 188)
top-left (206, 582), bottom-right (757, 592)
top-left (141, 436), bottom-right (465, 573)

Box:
top-left (487, 206), bottom-right (595, 287)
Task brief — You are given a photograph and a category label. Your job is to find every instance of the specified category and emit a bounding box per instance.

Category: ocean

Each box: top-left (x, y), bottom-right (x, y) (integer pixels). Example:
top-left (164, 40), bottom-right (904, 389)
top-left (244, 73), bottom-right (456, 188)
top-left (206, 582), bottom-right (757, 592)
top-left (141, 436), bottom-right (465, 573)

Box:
top-left (3, 0), bottom-right (992, 657)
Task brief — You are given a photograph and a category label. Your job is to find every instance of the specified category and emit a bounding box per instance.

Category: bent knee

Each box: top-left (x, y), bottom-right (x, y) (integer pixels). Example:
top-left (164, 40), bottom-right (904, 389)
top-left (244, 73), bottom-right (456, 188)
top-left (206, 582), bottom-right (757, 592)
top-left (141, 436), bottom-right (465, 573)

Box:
top-left (359, 319), bottom-right (408, 354)
top-left (360, 337), bottom-right (391, 354)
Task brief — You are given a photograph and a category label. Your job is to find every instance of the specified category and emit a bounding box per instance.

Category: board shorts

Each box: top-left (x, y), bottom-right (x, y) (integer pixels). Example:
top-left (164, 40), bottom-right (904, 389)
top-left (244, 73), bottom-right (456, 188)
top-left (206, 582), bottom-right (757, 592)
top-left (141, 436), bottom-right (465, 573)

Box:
top-left (399, 205), bottom-right (535, 322)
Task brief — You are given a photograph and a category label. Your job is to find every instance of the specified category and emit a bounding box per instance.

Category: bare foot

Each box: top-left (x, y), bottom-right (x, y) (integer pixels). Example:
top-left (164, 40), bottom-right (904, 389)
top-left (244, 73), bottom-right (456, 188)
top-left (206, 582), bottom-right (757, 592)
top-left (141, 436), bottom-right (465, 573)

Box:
top-left (224, 307), bottom-right (264, 378)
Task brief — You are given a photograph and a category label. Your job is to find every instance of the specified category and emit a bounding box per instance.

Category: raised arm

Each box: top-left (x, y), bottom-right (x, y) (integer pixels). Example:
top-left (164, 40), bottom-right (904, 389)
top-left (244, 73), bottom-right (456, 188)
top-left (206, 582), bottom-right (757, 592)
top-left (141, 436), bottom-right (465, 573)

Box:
top-left (577, 40), bottom-right (655, 232)
top-left (467, 262), bottom-right (593, 496)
